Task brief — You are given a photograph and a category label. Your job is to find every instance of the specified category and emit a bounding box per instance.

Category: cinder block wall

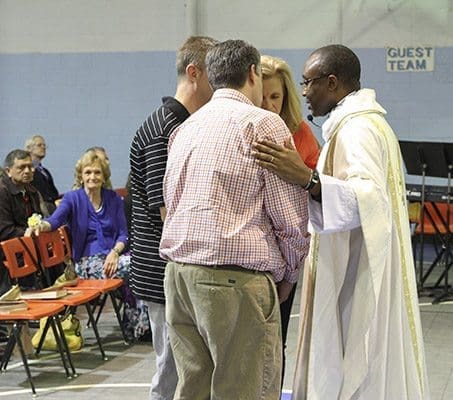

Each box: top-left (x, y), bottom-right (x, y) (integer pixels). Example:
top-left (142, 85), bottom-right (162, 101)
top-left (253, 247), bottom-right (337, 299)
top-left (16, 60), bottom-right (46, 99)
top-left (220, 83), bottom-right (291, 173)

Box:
top-left (1, 0), bottom-right (452, 190)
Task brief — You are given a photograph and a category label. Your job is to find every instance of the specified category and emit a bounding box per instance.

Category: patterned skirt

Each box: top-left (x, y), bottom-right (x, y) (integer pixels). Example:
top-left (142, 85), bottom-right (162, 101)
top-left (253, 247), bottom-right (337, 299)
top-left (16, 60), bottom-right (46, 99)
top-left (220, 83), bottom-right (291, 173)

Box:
top-left (75, 253), bottom-right (150, 341)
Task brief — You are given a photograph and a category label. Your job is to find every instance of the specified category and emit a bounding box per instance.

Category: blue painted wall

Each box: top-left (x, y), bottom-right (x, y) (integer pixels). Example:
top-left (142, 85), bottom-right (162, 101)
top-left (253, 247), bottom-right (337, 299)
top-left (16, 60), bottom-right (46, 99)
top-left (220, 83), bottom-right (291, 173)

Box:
top-left (0, 51), bottom-right (176, 191)
top-left (1, 47), bottom-right (452, 192)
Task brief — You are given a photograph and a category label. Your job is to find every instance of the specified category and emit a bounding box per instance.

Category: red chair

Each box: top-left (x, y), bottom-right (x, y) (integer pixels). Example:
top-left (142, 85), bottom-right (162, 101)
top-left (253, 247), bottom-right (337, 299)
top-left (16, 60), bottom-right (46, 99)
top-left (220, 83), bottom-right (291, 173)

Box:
top-left (0, 237), bottom-right (77, 395)
top-left (0, 302), bottom-right (75, 396)
top-left (114, 187), bottom-right (128, 199)
top-left (3, 234), bottom-right (107, 360)
top-left (415, 202), bottom-right (452, 235)
top-left (34, 226), bottom-right (128, 344)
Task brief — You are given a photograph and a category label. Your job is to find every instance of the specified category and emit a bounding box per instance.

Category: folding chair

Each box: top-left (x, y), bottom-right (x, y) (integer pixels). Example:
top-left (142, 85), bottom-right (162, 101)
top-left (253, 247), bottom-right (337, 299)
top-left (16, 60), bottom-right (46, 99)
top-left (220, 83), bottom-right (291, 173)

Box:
top-left (34, 226), bottom-right (128, 345)
top-left (0, 236), bottom-right (77, 395)
top-left (414, 202), bottom-right (453, 288)
top-left (3, 234), bottom-right (107, 360)
top-left (0, 302), bottom-right (76, 396)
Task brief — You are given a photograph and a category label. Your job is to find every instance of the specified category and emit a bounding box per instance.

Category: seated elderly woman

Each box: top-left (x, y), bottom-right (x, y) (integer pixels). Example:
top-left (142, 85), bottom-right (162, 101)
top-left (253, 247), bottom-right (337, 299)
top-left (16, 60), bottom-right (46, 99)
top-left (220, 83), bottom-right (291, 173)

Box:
top-left (83, 146), bottom-right (112, 189)
top-left (29, 149), bottom-right (148, 340)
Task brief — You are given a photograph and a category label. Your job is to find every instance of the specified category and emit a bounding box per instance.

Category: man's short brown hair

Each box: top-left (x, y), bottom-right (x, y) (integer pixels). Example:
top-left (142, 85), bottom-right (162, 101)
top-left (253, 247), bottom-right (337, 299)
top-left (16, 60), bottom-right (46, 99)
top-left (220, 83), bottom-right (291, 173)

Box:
top-left (176, 36), bottom-right (218, 78)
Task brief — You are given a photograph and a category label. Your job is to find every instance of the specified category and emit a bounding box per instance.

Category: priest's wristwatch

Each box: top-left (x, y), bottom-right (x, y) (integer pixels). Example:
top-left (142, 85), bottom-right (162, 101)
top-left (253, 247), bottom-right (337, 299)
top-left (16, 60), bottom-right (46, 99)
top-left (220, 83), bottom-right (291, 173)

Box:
top-left (303, 168), bottom-right (320, 191)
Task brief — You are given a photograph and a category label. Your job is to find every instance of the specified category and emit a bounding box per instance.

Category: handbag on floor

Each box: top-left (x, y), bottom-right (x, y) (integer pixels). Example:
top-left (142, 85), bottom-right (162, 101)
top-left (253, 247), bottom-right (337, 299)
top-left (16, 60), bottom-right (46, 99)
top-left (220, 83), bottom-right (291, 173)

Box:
top-left (49, 257), bottom-right (79, 289)
top-left (31, 313), bottom-right (83, 351)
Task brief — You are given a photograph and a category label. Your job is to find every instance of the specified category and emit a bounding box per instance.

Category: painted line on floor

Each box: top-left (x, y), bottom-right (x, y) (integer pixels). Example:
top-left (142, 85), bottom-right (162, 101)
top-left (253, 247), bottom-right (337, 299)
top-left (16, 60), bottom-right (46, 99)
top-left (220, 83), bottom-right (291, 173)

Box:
top-left (0, 385), bottom-right (293, 397)
top-left (0, 383), bottom-right (152, 397)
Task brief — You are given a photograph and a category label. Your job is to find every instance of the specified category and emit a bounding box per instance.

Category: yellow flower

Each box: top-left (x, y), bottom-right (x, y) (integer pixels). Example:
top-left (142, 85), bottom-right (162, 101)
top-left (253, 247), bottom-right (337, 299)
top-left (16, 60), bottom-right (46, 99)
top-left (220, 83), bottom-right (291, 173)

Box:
top-left (28, 213), bottom-right (43, 228)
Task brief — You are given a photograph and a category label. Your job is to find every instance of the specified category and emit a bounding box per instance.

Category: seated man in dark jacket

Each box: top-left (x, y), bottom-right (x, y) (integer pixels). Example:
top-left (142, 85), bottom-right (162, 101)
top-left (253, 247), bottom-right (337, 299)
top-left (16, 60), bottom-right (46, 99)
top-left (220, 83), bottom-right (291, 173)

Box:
top-left (0, 149), bottom-right (43, 295)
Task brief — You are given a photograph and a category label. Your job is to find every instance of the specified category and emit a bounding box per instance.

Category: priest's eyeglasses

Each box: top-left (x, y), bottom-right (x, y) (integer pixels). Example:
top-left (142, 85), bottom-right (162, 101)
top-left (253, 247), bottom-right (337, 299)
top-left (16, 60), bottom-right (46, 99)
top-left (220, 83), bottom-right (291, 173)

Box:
top-left (300, 74), bottom-right (330, 88)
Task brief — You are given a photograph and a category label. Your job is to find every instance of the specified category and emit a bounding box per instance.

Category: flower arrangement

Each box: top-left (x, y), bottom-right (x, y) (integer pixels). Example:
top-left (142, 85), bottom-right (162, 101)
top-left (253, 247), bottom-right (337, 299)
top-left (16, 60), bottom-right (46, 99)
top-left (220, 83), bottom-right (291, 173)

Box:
top-left (27, 213), bottom-right (43, 228)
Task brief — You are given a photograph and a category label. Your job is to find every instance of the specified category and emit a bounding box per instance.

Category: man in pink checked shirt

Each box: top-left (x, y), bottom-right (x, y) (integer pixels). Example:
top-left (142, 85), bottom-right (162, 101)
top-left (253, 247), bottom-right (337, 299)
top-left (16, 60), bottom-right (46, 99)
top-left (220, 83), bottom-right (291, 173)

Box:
top-left (160, 39), bottom-right (310, 400)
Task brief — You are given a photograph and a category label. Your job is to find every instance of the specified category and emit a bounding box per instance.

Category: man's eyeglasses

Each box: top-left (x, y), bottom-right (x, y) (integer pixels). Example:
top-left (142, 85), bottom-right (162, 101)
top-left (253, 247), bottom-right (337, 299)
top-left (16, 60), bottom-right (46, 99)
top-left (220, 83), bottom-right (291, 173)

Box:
top-left (300, 74), bottom-right (330, 88)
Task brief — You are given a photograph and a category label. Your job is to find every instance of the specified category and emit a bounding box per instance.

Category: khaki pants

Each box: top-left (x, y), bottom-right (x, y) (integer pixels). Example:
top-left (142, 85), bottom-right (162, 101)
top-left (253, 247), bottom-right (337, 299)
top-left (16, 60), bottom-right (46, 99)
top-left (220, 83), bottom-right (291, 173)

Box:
top-left (164, 262), bottom-right (282, 400)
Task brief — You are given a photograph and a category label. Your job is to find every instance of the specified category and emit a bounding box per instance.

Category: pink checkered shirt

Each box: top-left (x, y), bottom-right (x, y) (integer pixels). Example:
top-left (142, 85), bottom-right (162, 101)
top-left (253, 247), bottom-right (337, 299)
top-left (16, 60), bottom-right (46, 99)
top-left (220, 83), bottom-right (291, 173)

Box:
top-left (160, 89), bottom-right (310, 283)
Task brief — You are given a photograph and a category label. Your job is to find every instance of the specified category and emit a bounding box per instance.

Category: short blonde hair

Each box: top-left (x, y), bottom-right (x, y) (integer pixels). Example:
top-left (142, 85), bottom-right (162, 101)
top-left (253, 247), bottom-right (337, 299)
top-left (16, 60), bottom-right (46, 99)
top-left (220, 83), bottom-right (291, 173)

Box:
top-left (73, 150), bottom-right (112, 189)
top-left (261, 55), bottom-right (302, 134)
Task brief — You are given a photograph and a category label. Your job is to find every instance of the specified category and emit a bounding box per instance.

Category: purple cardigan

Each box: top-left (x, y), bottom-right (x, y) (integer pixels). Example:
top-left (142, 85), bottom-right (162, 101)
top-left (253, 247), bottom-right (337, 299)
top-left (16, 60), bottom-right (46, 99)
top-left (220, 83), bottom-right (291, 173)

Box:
top-left (46, 188), bottom-right (128, 262)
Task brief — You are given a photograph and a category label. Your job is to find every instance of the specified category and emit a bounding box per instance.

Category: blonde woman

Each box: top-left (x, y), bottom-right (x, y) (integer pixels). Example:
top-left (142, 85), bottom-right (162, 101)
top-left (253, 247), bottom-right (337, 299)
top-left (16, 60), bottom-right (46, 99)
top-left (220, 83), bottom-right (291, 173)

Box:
top-left (31, 150), bottom-right (149, 341)
top-left (80, 146), bottom-right (112, 189)
top-left (261, 54), bottom-right (320, 385)
top-left (261, 55), bottom-right (320, 169)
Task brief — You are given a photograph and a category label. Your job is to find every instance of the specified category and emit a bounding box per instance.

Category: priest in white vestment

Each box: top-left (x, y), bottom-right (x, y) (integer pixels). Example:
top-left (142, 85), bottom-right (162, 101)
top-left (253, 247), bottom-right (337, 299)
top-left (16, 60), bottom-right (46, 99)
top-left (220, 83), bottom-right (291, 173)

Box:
top-left (252, 44), bottom-right (429, 399)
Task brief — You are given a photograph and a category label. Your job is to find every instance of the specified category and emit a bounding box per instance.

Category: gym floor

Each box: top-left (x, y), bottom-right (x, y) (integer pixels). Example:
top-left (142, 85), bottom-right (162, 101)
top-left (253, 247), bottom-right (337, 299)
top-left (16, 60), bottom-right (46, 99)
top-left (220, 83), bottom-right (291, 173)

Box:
top-left (1, 274), bottom-right (452, 399)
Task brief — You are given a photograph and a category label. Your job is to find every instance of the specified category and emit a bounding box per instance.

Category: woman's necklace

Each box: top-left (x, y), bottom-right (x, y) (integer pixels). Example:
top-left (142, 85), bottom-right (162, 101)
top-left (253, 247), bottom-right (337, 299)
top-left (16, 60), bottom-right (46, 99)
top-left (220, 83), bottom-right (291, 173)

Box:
top-left (91, 198), bottom-right (103, 211)
top-left (87, 191), bottom-right (102, 211)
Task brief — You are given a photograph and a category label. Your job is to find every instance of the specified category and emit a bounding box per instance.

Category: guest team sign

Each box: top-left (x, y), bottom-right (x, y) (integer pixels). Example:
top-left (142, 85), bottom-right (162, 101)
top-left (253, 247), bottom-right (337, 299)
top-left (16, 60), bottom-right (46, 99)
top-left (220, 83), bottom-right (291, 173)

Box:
top-left (386, 46), bottom-right (434, 72)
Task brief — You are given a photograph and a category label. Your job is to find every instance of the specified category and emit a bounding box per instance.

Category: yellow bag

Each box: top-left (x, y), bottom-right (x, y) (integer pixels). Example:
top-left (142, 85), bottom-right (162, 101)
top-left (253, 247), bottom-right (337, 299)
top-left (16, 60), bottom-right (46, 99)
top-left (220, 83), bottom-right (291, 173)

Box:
top-left (32, 314), bottom-right (83, 351)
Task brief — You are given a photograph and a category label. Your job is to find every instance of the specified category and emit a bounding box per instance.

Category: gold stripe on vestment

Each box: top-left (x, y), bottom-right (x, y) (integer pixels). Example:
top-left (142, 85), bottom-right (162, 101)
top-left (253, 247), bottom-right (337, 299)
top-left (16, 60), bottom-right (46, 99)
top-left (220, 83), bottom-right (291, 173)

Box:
top-left (321, 111), bottom-right (424, 394)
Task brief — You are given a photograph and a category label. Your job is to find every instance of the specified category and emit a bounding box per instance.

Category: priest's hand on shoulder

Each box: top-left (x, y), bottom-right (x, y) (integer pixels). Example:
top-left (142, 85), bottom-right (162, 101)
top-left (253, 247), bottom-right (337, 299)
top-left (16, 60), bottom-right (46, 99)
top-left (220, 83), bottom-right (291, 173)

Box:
top-left (252, 138), bottom-right (311, 186)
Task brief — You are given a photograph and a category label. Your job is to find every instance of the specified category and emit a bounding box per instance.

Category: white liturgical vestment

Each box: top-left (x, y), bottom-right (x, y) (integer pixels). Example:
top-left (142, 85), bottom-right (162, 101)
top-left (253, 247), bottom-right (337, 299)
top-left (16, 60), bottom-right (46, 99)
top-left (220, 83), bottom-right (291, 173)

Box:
top-left (293, 89), bottom-right (429, 399)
